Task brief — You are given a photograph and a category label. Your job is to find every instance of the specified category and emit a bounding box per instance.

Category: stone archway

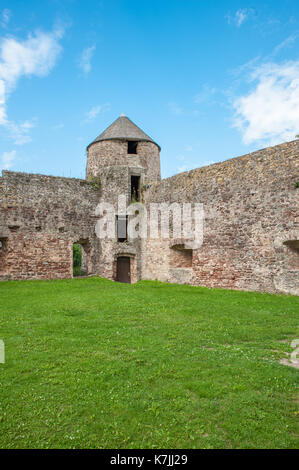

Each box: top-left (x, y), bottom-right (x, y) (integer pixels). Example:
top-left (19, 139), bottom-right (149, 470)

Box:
top-left (72, 238), bottom-right (92, 277)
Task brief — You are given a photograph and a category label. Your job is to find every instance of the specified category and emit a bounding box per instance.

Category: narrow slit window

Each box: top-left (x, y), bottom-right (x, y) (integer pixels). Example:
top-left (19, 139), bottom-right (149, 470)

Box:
top-left (128, 141), bottom-right (138, 154)
top-left (131, 175), bottom-right (140, 202)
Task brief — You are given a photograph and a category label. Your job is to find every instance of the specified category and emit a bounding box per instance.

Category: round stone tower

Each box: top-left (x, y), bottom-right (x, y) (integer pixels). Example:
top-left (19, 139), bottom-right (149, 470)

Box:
top-left (86, 115), bottom-right (161, 283)
top-left (86, 114), bottom-right (161, 206)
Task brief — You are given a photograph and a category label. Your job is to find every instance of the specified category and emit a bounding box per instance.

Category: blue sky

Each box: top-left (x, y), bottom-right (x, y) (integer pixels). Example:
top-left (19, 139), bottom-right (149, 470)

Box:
top-left (0, 0), bottom-right (298, 179)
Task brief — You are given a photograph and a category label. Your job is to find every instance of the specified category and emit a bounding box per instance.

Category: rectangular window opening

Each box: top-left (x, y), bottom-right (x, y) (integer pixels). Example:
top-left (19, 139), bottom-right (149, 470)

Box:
top-left (131, 175), bottom-right (141, 202)
top-left (116, 215), bottom-right (128, 242)
top-left (128, 141), bottom-right (138, 154)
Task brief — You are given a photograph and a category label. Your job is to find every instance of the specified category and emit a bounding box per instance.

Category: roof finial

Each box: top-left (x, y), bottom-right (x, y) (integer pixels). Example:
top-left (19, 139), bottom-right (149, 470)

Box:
top-left (120, 112), bottom-right (126, 117)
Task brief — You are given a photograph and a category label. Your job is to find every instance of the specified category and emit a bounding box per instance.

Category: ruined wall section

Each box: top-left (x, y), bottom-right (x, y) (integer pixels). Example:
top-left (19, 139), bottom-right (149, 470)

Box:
top-left (0, 171), bottom-right (101, 280)
top-left (142, 140), bottom-right (299, 295)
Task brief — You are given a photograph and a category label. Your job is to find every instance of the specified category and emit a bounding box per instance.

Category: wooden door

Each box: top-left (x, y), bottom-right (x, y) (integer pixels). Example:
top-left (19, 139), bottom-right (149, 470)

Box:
top-left (116, 256), bottom-right (131, 283)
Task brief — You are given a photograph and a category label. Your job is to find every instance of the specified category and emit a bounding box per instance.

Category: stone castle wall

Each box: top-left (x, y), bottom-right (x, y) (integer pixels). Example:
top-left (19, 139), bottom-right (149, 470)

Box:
top-left (0, 138), bottom-right (298, 294)
top-left (0, 171), bottom-right (101, 280)
top-left (142, 140), bottom-right (299, 295)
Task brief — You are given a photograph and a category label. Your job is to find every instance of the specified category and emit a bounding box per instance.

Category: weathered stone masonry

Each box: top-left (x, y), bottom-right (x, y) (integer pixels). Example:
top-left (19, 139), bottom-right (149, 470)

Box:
top-left (0, 172), bottom-right (101, 280)
top-left (142, 140), bottom-right (299, 295)
top-left (0, 114), bottom-right (298, 294)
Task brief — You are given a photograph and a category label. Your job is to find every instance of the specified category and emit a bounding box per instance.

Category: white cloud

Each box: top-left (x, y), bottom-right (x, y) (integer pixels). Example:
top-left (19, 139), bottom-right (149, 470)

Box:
top-left (168, 101), bottom-right (183, 115)
top-left (177, 164), bottom-right (191, 173)
top-left (1, 150), bottom-right (16, 170)
top-left (233, 60), bottom-right (299, 145)
top-left (177, 159), bottom-right (215, 173)
top-left (0, 27), bottom-right (63, 144)
top-left (53, 122), bottom-right (64, 130)
top-left (83, 103), bottom-right (110, 123)
top-left (271, 34), bottom-right (298, 57)
top-left (0, 8), bottom-right (11, 28)
top-left (194, 85), bottom-right (217, 104)
top-left (79, 45), bottom-right (96, 74)
top-left (201, 160), bottom-right (215, 167)
top-left (86, 106), bottom-right (101, 121)
top-left (226, 9), bottom-right (252, 28)
top-left (235, 9), bottom-right (248, 27)
top-left (6, 118), bottom-right (37, 145)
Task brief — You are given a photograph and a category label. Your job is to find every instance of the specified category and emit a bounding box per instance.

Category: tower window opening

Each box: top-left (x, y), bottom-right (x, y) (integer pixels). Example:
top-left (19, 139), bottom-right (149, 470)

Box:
top-left (131, 175), bottom-right (140, 202)
top-left (128, 141), bottom-right (138, 154)
top-left (116, 215), bottom-right (128, 242)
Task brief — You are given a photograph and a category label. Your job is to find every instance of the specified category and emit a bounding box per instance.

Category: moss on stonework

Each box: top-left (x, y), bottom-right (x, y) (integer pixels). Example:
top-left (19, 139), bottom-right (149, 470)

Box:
top-left (86, 176), bottom-right (102, 194)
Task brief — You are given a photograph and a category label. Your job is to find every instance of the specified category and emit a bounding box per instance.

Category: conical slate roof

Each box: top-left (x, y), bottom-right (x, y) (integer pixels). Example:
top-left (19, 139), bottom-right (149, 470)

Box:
top-left (87, 115), bottom-right (160, 150)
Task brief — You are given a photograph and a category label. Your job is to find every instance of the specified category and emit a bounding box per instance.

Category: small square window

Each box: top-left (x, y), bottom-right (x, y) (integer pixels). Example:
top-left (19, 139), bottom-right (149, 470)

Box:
top-left (128, 141), bottom-right (138, 154)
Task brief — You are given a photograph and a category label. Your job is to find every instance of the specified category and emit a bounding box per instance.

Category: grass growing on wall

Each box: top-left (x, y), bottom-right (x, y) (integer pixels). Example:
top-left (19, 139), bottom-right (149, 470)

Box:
top-left (0, 278), bottom-right (298, 449)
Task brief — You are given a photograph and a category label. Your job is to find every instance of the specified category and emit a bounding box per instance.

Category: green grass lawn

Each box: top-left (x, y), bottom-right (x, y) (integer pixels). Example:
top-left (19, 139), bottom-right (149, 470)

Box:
top-left (0, 277), bottom-right (298, 449)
